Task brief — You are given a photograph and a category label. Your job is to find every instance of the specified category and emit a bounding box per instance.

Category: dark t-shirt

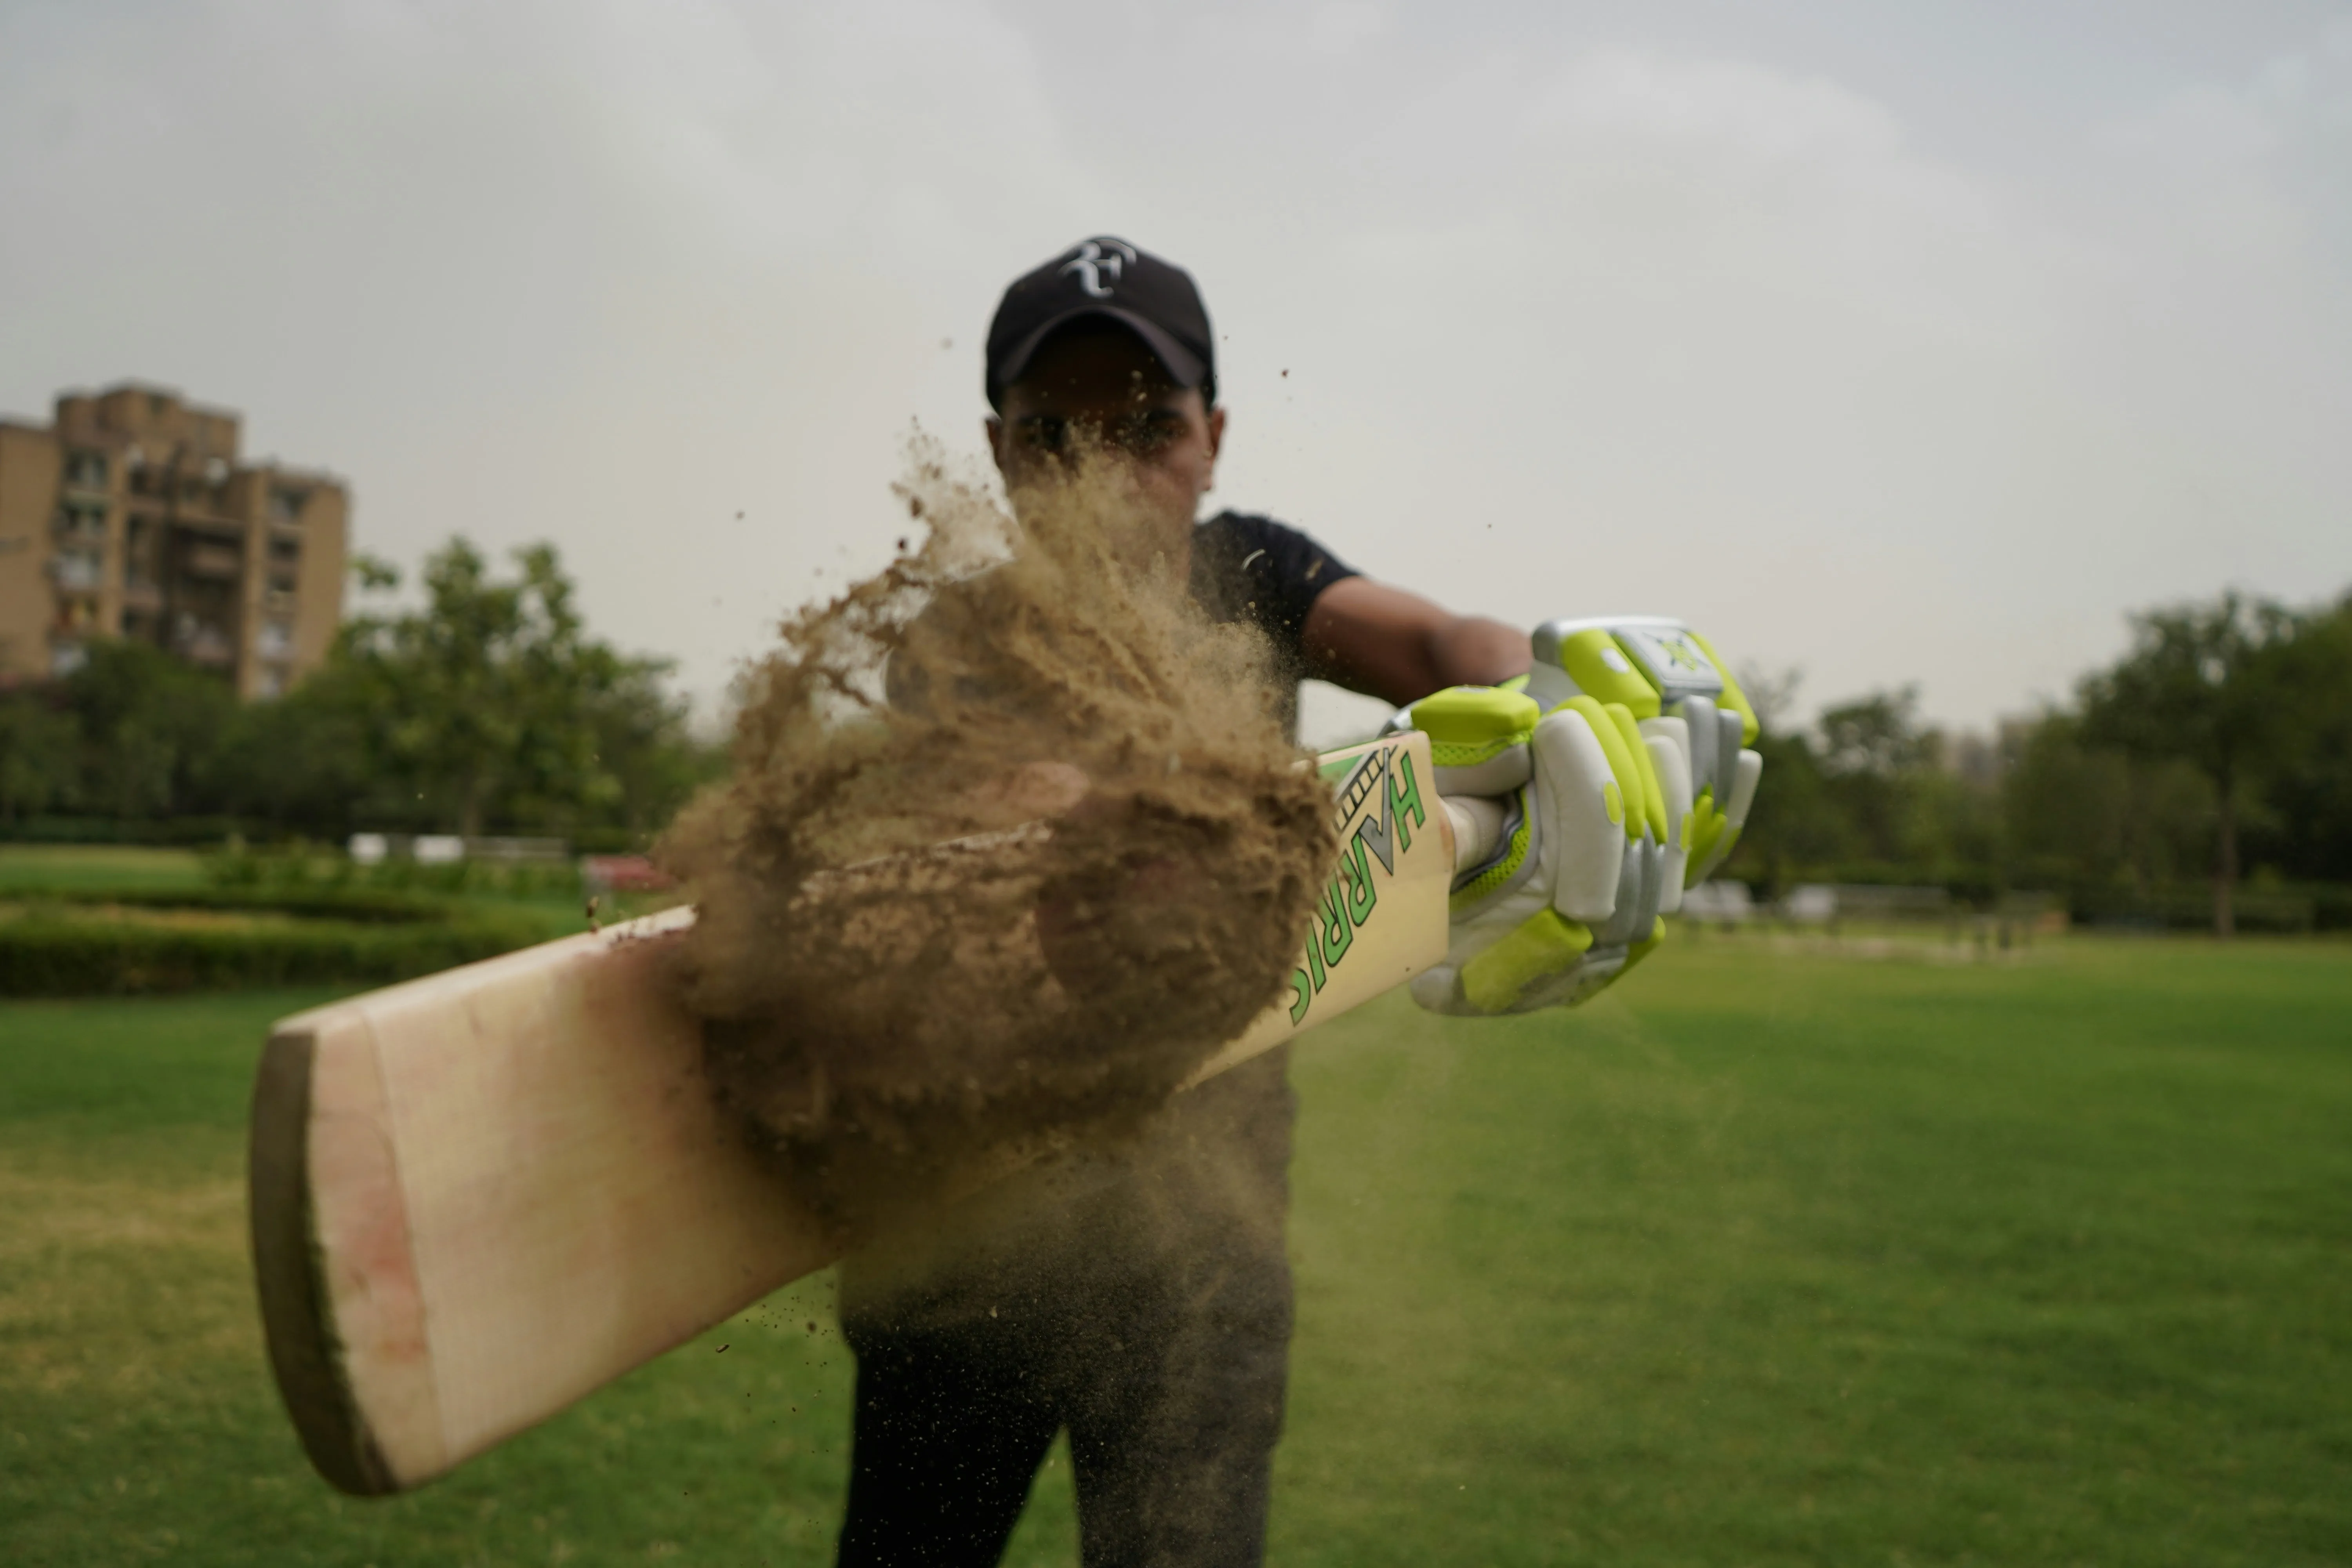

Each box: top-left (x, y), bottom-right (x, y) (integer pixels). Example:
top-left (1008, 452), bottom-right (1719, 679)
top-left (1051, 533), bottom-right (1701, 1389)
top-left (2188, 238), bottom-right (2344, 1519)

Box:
top-left (843, 508), bottom-right (1356, 1329)
top-left (1187, 511), bottom-right (1358, 732)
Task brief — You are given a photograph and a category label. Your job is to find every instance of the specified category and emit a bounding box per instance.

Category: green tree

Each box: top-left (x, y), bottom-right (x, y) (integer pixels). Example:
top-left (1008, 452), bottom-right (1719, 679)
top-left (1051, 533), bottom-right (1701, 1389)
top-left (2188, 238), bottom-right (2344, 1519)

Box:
top-left (2251, 590), bottom-right (2352, 885)
top-left (1815, 686), bottom-right (1939, 867)
top-left (1731, 682), bottom-right (2002, 893)
top-left (213, 659), bottom-right (387, 837)
top-left (2001, 710), bottom-right (2211, 897)
top-left (58, 641), bottom-right (239, 821)
top-left (339, 539), bottom-right (705, 839)
top-left (585, 675), bottom-right (720, 839)
top-left (2076, 591), bottom-right (2300, 937)
top-left (0, 693), bottom-right (81, 821)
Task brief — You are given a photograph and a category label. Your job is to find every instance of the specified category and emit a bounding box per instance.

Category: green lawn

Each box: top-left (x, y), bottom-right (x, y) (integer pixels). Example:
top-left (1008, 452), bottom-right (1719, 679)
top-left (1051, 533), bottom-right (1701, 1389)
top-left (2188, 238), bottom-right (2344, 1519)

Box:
top-left (0, 845), bottom-right (207, 894)
top-left (4, 937), bottom-right (2348, 1564)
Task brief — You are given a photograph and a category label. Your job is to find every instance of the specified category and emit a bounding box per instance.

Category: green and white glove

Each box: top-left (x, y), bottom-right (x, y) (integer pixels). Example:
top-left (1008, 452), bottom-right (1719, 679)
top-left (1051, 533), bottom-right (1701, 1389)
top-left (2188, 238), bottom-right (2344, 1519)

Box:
top-left (1523, 618), bottom-right (1763, 912)
top-left (1404, 684), bottom-right (1670, 1016)
top-left (1400, 617), bottom-right (1765, 1018)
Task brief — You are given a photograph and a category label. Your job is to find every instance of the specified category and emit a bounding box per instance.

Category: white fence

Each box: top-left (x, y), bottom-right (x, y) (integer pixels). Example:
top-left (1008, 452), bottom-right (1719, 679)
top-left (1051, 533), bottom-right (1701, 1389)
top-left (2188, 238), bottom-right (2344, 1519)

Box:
top-left (347, 833), bottom-right (569, 866)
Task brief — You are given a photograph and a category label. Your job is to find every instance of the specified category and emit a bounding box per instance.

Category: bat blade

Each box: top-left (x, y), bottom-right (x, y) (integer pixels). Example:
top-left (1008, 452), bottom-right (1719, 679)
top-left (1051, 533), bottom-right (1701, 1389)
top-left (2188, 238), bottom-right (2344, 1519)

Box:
top-left (250, 731), bottom-right (1451, 1494)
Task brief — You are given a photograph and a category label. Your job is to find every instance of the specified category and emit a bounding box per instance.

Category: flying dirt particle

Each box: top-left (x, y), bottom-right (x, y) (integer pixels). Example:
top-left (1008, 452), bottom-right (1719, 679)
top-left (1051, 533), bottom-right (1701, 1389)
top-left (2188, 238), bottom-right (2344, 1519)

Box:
top-left (661, 432), bottom-right (1334, 1234)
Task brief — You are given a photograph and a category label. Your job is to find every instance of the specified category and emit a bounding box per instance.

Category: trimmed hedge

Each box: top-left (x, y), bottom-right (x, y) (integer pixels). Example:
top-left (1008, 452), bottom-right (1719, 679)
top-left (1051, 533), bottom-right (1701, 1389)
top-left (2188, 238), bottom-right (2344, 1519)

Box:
top-left (202, 852), bottom-right (587, 902)
top-left (34, 886), bottom-right (463, 924)
top-left (0, 912), bottom-right (554, 997)
top-left (0, 877), bottom-right (566, 996)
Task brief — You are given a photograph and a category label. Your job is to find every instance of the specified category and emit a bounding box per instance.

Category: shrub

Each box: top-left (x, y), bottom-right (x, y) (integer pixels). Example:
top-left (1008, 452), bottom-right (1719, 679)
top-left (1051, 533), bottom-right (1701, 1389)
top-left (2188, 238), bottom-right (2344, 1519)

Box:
top-left (55, 886), bottom-right (462, 923)
top-left (0, 913), bottom-right (554, 997)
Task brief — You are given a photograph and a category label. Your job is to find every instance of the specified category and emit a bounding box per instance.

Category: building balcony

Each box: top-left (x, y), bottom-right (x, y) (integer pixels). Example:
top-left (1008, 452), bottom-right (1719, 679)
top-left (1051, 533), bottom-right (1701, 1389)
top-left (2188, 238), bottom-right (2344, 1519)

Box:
top-left (159, 508), bottom-right (241, 535)
top-left (121, 581), bottom-right (163, 612)
top-left (53, 508), bottom-right (106, 543)
top-left (181, 543), bottom-right (243, 580)
top-left (176, 627), bottom-right (237, 666)
top-left (49, 553), bottom-right (103, 591)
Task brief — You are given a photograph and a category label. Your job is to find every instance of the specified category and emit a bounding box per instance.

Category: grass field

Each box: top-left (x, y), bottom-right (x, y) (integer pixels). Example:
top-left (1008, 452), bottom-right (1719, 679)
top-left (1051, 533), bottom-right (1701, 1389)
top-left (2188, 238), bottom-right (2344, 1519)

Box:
top-left (4, 936), bottom-right (2349, 1565)
top-left (0, 846), bottom-right (208, 895)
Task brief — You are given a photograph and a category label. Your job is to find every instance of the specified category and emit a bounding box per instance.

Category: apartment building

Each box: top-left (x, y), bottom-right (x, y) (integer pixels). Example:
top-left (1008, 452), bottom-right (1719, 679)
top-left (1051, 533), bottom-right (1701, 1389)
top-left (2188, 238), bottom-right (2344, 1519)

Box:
top-left (0, 383), bottom-right (348, 698)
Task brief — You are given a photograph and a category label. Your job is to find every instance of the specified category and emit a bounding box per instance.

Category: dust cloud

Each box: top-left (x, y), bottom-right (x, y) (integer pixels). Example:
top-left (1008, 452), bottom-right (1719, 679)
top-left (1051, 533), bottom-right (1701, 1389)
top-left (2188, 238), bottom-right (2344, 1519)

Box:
top-left (658, 435), bottom-right (1336, 1230)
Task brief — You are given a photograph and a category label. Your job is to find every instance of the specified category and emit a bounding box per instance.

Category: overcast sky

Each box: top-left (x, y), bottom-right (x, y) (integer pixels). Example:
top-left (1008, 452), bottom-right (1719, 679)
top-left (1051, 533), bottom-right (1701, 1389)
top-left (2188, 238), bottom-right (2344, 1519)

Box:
top-left (4, 0), bottom-right (2347, 744)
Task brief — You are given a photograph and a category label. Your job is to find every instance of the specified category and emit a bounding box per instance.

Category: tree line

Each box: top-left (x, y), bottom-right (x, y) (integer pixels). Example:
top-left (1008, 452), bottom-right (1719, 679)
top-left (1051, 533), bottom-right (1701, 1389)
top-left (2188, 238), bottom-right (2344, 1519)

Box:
top-left (0, 539), bottom-right (721, 851)
top-left (1730, 588), bottom-right (2352, 935)
top-left (3, 543), bottom-right (2347, 933)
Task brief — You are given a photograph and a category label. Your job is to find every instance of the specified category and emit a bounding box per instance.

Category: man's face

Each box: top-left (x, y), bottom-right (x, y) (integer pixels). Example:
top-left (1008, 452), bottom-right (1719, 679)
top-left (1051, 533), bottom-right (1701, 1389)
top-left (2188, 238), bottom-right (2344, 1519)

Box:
top-left (988, 324), bottom-right (1225, 554)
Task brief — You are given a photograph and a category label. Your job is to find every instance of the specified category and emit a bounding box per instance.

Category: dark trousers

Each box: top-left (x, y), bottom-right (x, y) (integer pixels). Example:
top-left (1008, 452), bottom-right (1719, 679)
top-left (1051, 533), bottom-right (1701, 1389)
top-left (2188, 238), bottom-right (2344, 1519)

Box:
top-left (835, 1054), bottom-right (1296, 1568)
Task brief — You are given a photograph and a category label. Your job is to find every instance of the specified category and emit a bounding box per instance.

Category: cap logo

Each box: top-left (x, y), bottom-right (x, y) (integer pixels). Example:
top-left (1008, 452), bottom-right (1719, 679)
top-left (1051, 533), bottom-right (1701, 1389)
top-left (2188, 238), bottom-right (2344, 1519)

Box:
top-left (1059, 238), bottom-right (1137, 299)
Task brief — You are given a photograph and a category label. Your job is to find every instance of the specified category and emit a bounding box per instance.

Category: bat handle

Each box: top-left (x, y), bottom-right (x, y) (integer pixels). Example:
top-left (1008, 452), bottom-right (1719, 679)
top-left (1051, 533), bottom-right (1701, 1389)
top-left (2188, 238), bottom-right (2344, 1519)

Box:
top-left (1443, 795), bottom-right (1506, 874)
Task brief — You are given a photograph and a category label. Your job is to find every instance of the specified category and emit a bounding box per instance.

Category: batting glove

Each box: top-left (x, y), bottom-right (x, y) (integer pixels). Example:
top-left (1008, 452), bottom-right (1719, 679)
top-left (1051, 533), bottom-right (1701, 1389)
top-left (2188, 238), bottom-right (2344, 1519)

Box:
top-left (1524, 618), bottom-right (1764, 912)
top-left (1403, 684), bottom-right (1670, 1016)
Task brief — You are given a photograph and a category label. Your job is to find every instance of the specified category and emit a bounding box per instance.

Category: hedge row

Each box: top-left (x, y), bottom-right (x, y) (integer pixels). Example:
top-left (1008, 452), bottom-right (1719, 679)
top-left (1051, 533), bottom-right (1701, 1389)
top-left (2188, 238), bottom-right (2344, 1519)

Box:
top-left (22, 886), bottom-right (464, 923)
top-left (0, 912), bottom-right (554, 997)
top-left (0, 815), bottom-right (651, 854)
top-left (205, 855), bottom-right (590, 901)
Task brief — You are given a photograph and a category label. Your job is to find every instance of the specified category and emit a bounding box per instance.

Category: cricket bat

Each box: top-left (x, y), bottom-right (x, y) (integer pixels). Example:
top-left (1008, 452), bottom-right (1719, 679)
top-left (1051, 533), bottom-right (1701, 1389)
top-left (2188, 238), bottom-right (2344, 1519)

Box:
top-left (250, 732), bottom-right (1477, 1496)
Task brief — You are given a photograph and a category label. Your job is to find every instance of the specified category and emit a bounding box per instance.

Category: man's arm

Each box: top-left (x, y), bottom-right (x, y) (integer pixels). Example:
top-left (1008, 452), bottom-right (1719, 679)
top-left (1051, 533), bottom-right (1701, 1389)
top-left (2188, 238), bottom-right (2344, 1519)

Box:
top-left (1301, 575), bottom-right (1531, 706)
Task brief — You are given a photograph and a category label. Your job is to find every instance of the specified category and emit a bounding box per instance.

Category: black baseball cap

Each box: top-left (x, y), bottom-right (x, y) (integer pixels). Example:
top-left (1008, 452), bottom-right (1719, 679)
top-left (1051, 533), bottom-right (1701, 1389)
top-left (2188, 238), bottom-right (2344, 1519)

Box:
top-left (985, 237), bottom-right (1216, 411)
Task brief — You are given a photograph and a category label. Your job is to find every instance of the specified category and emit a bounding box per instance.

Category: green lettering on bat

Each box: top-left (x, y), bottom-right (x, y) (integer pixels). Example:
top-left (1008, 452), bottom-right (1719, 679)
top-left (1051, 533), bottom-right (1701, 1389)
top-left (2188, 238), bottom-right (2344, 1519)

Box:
top-left (1319, 877), bottom-right (1354, 967)
top-left (1289, 968), bottom-right (1314, 1024)
top-left (1342, 834), bottom-right (1377, 926)
top-left (1390, 749), bottom-right (1425, 852)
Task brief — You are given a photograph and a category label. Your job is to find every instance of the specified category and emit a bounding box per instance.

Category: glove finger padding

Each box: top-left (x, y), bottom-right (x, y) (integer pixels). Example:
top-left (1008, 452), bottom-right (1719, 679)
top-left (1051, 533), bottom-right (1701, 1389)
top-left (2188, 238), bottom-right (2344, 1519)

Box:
top-left (1688, 745), bottom-right (1762, 886)
top-left (1530, 704), bottom-right (1628, 924)
top-left (1637, 716), bottom-right (1694, 915)
top-left (1413, 683), bottom-right (1536, 797)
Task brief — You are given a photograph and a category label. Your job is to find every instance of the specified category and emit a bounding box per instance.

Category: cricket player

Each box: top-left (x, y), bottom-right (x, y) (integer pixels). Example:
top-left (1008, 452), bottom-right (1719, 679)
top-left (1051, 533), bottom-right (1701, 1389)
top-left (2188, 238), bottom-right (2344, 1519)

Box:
top-left (836, 237), bottom-right (1733, 1566)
